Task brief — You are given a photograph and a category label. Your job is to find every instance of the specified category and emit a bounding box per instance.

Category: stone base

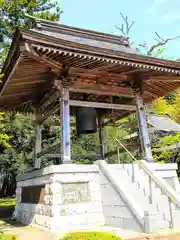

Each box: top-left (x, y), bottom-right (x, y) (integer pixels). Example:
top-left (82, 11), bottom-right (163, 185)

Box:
top-left (14, 164), bottom-right (105, 231)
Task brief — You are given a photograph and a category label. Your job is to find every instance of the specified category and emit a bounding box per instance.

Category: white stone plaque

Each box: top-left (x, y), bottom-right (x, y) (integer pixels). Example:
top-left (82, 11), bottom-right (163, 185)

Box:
top-left (62, 182), bottom-right (90, 204)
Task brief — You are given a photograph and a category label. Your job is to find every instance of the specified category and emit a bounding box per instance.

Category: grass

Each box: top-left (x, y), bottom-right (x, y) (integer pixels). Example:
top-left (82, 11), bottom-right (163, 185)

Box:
top-left (0, 233), bottom-right (17, 240)
top-left (0, 198), bottom-right (17, 239)
top-left (0, 198), bottom-right (16, 218)
top-left (60, 232), bottom-right (122, 240)
top-left (0, 198), bottom-right (16, 208)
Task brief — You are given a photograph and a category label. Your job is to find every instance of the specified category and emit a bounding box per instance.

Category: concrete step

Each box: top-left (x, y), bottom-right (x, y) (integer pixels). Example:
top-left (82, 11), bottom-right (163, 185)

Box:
top-left (111, 167), bottom-right (171, 224)
top-left (112, 168), bottom-right (161, 214)
top-left (151, 220), bottom-right (170, 232)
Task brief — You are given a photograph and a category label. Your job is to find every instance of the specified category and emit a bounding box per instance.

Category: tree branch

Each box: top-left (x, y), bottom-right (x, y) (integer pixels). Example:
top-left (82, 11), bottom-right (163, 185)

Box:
top-left (147, 32), bottom-right (180, 56)
top-left (115, 12), bottom-right (134, 45)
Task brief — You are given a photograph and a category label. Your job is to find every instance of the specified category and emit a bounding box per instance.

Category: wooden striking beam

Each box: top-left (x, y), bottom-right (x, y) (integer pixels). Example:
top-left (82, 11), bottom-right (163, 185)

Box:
top-left (68, 82), bottom-right (134, 98)
top-left (69, 100), bottom-right (136, 111)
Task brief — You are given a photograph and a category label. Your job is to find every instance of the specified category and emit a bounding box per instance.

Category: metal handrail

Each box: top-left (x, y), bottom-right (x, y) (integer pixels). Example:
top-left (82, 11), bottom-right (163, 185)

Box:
top-left (115, 138), bottom-right (180, 228)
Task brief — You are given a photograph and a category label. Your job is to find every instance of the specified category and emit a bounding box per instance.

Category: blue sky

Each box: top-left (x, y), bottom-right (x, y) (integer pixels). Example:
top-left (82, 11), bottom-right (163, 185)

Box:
top-left (59, 0), bottom-right (180, 59)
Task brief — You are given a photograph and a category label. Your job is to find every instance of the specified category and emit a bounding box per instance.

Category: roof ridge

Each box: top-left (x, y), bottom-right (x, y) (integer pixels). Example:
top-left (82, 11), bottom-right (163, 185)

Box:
top-left (25, 13), bottom-right (130, 47)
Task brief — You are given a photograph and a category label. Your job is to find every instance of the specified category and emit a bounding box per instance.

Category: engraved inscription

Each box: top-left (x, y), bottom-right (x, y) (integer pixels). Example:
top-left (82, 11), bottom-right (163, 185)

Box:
top-left (62, 182), bottom-right (90, 204)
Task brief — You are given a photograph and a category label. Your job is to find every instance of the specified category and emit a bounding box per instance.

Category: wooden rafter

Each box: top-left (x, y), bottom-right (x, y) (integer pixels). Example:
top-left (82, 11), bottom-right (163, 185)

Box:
top-left (25, 43), bottom-right (132, 82)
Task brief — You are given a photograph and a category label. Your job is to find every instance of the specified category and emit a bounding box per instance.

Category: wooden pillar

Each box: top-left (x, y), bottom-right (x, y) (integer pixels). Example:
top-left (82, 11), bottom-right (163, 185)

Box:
top-left (98, 116), bottom-right (107, 159)
top-left (34, 114), bottom-right (42, 169)
top-left (60, 88), bottom-right (71, 163)
top-left (135, 91), bottom-right (153, 162)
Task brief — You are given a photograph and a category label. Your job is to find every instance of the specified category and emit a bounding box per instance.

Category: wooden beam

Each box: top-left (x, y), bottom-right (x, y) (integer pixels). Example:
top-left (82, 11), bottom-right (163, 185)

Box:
top-left (39, 91), bottom-right (59, 112)
top-left (39, 104), bottom-right (59, 124)
top-left (66, 67), bottom-right (129, 82)
top-left (42, 153), bottom-right (101, 160)
top-left (68, 82), bottom-right (134, 98)
top-left (8, 80), bottom-right (46, 87)
top-left (37, 142), bottom-right (60, 158)
top-left (69, 100), bottom-right (136, 111)
top-left (60, 88), bottom-right (71, 163)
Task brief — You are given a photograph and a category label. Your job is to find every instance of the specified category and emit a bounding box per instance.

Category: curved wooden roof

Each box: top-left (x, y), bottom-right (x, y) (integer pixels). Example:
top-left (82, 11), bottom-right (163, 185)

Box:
top-left (0, 18), bottom-right (180, 119)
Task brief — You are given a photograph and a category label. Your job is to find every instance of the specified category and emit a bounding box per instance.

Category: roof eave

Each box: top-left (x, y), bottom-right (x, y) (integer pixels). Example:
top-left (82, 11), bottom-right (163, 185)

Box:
top-left (0, 28), bottom-right (22, 95)
top-left (20, 29), bottom-right (180, 73)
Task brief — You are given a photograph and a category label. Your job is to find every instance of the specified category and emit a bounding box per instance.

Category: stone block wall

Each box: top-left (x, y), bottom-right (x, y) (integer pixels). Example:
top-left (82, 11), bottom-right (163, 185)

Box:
top-left (14, 164), bottom-right (104, 231)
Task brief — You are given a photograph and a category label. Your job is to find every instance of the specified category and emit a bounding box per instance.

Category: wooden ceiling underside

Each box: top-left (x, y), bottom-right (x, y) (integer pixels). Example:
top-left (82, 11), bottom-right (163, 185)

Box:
top-left (0, 32), bottom-right (180, 120)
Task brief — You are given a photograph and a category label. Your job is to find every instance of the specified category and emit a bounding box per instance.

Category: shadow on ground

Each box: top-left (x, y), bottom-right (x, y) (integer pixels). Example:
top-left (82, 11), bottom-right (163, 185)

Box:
top-left (0, 218), bottom-right (26, 231)
top-left (0, 197), bottom-right (26, 230)
top-left (0, 206), bottom-right (14, 219)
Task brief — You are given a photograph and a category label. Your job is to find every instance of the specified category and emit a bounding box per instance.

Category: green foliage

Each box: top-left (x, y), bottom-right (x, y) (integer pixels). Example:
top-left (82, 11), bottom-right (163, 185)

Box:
top-left (60, 232), bottom-right (121, 240)
top-left (0, 0), bottom-right (62, 197)
top-left (0, 44), bottom-right (9, 66)
top-left (0, 233), bottom-right (17, 240)
top-left (0, 74), bottom-right (10, 149)
top-left (0, 197), bottom-right (15, 207)
top-left (151, 94), bottom-right (180, 164)
top-left (151, 97), bottom-right (171, 115)
top-left (0, 0), bottom-right (62, 39)
top-left (0, 235), bottom-right (15, 240)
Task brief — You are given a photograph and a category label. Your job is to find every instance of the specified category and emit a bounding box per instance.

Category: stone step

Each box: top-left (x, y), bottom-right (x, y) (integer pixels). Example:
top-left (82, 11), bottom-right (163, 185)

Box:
top-left (151, 220), bottom-right (170, 231)
top-left (112, 169), bottom-right (161, 215)
top-left (109, 167), bottom-right (172, 224)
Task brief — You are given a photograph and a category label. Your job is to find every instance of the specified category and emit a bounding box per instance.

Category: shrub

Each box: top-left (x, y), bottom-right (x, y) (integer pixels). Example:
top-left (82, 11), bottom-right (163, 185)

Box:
top-left (0, 233), bottom-right (17, 240)
top-left (60, 231), bottom-right (122, 240)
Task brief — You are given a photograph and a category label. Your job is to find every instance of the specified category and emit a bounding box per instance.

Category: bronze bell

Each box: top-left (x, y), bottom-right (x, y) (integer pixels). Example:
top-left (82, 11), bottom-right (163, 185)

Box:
top-left (76, 107), bottom-right (97, 135)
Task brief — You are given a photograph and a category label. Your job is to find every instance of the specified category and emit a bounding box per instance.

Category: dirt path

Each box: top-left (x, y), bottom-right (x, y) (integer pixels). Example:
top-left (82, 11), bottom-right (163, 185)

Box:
top-left (1, 219), bottom-right (180, 240)
top-left (0, 219), bottom-right (58, 240)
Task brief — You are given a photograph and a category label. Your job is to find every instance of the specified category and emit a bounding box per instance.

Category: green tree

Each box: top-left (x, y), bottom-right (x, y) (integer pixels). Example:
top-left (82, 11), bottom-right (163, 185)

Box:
top-left (0, 71), bottom-right (10, 148)
top-left (0, 0), bottom-right (62, 39)
top-left (115, 13), bottom-right (180, 164)
top-left (151, 94), bottom-right (180, 165)
top-left (0, 0), bottom-right (62, 196)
